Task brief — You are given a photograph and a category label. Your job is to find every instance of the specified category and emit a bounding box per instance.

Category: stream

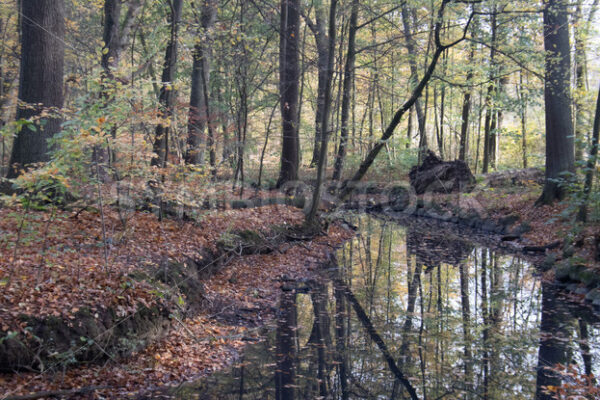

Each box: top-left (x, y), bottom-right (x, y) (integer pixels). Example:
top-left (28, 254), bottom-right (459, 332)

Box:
top-left (172, 213), bottom-right (600, 399)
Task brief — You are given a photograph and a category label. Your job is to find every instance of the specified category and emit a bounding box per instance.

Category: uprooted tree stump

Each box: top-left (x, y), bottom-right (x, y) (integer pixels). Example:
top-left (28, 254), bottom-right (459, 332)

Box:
top-left (409, 150), bottom-right (475, 195)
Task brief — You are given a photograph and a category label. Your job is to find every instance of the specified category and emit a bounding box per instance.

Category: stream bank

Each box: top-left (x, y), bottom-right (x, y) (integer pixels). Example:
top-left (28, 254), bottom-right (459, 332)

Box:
top-left (0, 205), bottom-right (354, 399)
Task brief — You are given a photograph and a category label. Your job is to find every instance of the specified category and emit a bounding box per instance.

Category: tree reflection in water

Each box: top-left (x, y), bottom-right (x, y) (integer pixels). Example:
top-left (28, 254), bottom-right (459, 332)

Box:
top-left (175, 214), bottom-right (599, 400)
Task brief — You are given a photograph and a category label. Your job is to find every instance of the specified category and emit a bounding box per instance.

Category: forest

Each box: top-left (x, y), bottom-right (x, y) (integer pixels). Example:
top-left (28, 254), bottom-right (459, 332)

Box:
top-left (0, 0), bottom-right (599, 398)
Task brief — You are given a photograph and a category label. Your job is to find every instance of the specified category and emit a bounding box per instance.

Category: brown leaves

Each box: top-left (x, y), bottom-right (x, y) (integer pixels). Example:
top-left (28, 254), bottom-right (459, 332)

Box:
top-left (0, 201), bottom-right (352, 398)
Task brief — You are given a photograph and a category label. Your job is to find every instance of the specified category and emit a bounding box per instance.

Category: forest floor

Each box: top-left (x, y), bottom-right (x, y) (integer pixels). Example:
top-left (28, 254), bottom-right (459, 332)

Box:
top-left (1, 174), bottom-right (599, 398)
top-left (0, 199), bottom-right (353, 399)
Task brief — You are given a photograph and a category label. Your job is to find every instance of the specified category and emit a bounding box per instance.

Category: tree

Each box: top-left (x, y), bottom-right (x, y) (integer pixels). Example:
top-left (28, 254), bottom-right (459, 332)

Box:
top-left (537, 0), bottom-right (574, 204)
top-left (185, 0), bottom-right (217, 170)
top-left (577, 82), bottom-right (600, 222)
top-left (307, 0), bottom-right (337, 223)
top-left (401, 1), bottom-right (428, 162)
top-left (152, 0), bottom-right (184, 168)
top-left (7, 0), bottom-right (64, 178)
top-left (277, 0), bottom-right (301, 187)
top-left (340, 0), bottom-right (474, 200)
top-left (101, 0), bottom-right (142, 74)
top-left (331, 0), bottom-right (358, 181)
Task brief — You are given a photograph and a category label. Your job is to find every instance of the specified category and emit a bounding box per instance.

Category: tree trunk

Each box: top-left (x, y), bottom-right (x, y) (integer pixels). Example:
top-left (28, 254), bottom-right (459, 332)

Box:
top-left (538, 0), bottom-right (575, 204)
top-left (401, 2), bottom-right (428, 162)
top-left (459, 22), bottom-right (476, 162)
top-left (309, 10), bottom-right (328, 168)
top-left (277, 0), bottom-right (301, 186)
top-left (7, 0), bottom-right (64, 178)
top-left (519, 69), bottom-right (528, 168)
top-left (331, 0), bottom-right (358, 181)
top-left (307, 0), bottom-right (337, 223)
top-left (340, 0), bottom-right (466, 199)
top-left (577, 82), bottom-right (600, 222)
top-left (152, 0), bottom-right (183, 168)
top-left (101, 0), bottom-right (121, 73)
top-left (482, 6), bottom-right (496, 174)
top-left (185, 0), bottom-right (217, 167)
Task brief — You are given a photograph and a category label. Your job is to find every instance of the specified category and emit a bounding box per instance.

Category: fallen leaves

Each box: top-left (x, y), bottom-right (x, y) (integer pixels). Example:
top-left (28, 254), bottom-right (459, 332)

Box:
top-left (0, 200), bottom-right (354, 398)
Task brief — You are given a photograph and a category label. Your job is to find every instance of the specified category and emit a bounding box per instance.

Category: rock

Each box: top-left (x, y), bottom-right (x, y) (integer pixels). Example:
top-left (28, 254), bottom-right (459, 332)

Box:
top-left (409, 151), bottom-right (475, 195)
top-left (585, 288), bottom-right (600, 303)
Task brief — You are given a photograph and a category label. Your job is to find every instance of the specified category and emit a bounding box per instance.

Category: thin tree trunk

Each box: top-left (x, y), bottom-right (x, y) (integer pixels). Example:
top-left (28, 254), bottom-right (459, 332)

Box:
top-left (401, 2), bottom-right (428, 161)
top-left (459, 24), bottom-right (476, 162)
top-left (482, 6), bottom-right (496, 174)
top-left (332, 0), bottom-right (358, 181)
top-left (577, 82), bottom-right (600, 222)
top-left (307, 0), bottom-right (337, 223)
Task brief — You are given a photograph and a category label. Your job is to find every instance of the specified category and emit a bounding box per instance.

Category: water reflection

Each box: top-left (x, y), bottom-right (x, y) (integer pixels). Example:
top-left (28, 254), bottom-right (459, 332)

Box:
top-left (175, 214), bottom-right (599, 400)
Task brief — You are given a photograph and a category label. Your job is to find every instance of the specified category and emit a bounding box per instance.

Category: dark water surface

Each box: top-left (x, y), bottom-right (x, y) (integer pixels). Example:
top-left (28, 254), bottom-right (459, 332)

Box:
top-left (173, 214), bottom-right (599, 399)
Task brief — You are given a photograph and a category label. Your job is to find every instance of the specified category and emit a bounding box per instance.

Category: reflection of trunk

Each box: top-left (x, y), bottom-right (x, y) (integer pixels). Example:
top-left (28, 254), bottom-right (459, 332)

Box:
top-left (334, 275), bottom-right (349, 400)
top-left (535, 283), bottom-right (572, 400)
top-left (399, 262), bottom-right (422, 369)
top-left (578, 319), bottom-right (593, 379)
top-left (336, 279), bottom-right (419, 400)
top-left (481, 249), bottom-right (489, 399)
top-left (459, 263), bottom-right (473, 394)
top-left (308, 282), bottom-right (332, 397)
top-left (276, 289), bottom-right (297, 400)
top-left (488, 254), bottom-right (503, 398)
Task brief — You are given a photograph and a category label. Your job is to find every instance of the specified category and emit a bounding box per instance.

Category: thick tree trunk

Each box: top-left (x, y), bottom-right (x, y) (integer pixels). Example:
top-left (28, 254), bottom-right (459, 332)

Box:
top-left (152, 0), bottom-right (183, 168)
top-left (277, 0), bottom-right (301, 186)
top-left (538, 0), bottom-right (575, 204)
top-left (332, 0), bottom-right (358, 181)
top-left (102, 0), bottom-right (121, 72)
top-left (102, 0), bottom-right (141, 74)
top-left (185, 0), bottom-right (217, 167)
top-left (7, 0), bottom-right (64, 178)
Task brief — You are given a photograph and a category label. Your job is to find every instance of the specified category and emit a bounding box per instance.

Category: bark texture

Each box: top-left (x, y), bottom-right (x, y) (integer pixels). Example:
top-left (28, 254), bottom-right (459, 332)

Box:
top-left (7, 0), bottom-right (64, 178)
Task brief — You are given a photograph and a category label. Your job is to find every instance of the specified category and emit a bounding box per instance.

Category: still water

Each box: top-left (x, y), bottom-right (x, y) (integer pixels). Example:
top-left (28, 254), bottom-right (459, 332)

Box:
top-left (174, 214), bottom-right (599, 399)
